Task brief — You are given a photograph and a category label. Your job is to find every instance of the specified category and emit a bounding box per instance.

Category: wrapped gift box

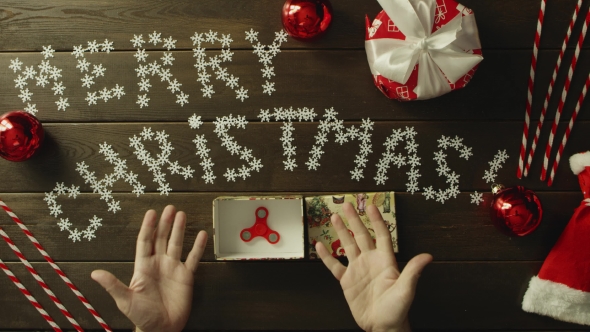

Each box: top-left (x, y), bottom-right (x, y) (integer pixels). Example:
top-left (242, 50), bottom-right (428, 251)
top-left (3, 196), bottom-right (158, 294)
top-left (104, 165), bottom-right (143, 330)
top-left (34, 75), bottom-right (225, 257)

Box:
top-left (365, 0), bottom-right (483, 101)
top-left (306, 192), bottom-right (398, 259)
top-left (213, 196), bottom-right (305, 260)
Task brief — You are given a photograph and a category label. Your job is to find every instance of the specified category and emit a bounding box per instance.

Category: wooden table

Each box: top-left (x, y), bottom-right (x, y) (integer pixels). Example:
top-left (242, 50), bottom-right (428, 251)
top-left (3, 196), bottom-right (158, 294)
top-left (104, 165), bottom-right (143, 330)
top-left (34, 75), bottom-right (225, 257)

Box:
top-left (0, 0), bottom-right (589, 330)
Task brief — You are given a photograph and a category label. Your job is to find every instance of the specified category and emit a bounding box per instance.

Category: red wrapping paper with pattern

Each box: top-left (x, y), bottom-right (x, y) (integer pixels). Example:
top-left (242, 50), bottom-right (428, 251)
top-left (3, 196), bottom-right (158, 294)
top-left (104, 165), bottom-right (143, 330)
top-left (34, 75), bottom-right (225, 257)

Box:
top-left (365, 0), bottom-right (483, 101)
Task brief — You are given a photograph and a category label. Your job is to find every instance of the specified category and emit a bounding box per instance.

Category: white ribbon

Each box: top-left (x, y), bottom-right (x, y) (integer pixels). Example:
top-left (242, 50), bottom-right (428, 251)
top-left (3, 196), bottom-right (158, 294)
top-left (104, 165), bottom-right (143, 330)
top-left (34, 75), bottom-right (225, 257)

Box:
top-left (366, 0), bottom-right (483, 100)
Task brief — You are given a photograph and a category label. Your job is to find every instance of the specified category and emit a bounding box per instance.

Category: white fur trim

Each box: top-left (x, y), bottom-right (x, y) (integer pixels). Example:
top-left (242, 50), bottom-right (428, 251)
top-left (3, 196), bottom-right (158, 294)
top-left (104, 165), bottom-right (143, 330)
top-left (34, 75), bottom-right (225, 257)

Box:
top-left (569, 151), bottom-right (590, 175)
top-left (522, 276), bottom-right (590, 326)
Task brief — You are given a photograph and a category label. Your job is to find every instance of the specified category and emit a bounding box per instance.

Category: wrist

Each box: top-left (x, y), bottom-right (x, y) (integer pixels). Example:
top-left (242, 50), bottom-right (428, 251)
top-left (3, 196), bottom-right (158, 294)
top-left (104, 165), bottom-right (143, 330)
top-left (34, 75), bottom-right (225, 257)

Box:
top-left (371, 318), bottom-right (411, 332)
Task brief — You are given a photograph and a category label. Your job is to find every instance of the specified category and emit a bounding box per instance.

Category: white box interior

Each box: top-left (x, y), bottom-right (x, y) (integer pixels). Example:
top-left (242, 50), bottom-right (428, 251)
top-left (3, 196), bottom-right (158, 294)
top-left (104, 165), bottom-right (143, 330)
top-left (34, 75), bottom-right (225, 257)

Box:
top-left (214, 197), bottom-right (304, 260)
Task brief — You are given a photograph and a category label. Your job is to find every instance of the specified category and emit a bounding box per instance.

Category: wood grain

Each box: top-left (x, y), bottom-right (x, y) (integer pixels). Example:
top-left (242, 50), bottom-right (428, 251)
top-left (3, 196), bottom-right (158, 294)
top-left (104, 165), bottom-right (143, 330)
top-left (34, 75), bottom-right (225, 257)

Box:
top-left (0, 192), bottom-right (581, 263)
top-left (0, 121), bottom-right (586, 193)
top-left (0, 262), bottom-right (587, 330)
top-left (2, 49), bottom-right (590, 123)
top-left (1, 0), bottom-right (589, 330)
top-left (0, 0), bottom-right (586, 51)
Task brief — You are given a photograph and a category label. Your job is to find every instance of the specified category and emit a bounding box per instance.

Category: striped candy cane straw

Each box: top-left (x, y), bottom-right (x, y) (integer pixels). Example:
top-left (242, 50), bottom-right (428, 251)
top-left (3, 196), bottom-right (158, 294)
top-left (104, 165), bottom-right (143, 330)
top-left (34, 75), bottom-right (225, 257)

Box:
top-left (0, 257), bottom-right (62, 332)
top-left (523, 0), bottom-right (584, 177)
top-left (541, 8), bottom-right (590, 181)
top-left (0, 227), bottom-right (83, 331)
top-left (517, 0), bottom-right (547, 179)
top-left (547, 73), bottom-right (590, 186)
top-left (0, 199), bottom-right (112, 332)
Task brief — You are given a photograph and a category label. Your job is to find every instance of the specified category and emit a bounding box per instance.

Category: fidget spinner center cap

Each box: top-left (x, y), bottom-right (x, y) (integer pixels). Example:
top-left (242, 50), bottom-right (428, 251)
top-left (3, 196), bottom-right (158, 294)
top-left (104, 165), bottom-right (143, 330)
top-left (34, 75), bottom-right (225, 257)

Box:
top-left (240, 207), bottom-right (280, 244)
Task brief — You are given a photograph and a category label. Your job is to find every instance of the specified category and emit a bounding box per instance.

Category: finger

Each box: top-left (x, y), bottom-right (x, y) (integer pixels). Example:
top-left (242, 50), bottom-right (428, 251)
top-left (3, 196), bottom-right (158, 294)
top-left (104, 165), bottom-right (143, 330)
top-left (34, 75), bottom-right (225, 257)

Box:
top-left (367, 205), bottom-right (395, 259)
top-left (185, 230), bottom-right (208, 273)
top-left (316, 242), bottom-right (347, 280)
top-left (155, 205), bottom-right (176, 255)
top-left (167, 211), bottom-right (186, 260)
top-left (91, 270), bottom-right (132, 316)
top-left (342, 202), bottom-right (375, 252)
top-left (396, 253), bottom-right (433, 297)
top-left (136, 209), bottom-right (157, 260)
top-left (331, 212), bottom-right (360, 260)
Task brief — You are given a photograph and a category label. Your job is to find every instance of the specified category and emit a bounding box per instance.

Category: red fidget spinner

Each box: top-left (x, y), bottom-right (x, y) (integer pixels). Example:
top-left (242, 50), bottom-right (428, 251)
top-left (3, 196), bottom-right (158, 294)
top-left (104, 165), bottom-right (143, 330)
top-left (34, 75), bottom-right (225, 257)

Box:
top-left (240, 207), bottom-right (280, 244)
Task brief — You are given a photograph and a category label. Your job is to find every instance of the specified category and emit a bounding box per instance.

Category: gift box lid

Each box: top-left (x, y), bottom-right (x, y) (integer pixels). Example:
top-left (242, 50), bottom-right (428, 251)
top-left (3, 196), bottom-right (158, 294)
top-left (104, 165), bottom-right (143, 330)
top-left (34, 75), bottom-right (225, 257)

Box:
top-left (306, 192), bottom-right (398, 259)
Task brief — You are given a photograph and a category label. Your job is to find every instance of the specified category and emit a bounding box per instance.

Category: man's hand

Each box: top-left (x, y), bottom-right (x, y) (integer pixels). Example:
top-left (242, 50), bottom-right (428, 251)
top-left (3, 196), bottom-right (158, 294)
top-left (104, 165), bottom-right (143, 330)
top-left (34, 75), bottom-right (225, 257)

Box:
top-left (91, 205), bottom-right (208, 332)
top-left (316, 202), bottom-right (432, 332)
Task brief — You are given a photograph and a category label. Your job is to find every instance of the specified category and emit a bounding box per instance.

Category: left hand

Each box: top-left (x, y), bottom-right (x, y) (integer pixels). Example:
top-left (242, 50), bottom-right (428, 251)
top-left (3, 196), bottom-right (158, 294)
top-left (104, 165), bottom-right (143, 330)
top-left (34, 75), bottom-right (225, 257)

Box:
top-left (91, 205), bottom-right (208, 332)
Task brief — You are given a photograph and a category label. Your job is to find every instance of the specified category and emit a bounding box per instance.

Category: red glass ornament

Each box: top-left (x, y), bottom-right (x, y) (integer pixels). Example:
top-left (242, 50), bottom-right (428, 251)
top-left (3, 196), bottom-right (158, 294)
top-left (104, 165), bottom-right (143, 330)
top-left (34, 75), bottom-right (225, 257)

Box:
top-left (0, 111), bottom-right (44, 162)
top-left (282, 0), bottom-right (333, 39)
top-left (489, 185), bottom-right (542, 236)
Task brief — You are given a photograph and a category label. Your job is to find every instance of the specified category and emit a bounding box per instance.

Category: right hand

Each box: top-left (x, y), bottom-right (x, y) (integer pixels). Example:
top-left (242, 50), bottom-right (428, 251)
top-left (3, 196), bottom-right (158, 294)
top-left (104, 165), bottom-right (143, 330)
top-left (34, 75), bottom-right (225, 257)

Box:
top-left (316, 202), bottom-right (432, 332)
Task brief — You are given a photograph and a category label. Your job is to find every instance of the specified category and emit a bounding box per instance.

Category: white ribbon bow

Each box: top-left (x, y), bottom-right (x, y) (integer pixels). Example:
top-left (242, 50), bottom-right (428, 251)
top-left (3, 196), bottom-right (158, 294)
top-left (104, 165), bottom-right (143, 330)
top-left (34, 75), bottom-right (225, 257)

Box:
top-left (366, 0), bottom-right (483, 100)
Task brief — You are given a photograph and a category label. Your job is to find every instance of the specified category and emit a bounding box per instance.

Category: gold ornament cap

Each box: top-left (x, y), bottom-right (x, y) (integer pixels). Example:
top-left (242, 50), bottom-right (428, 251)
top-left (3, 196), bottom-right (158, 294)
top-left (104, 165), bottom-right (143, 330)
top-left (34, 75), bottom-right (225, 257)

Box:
top-left (491, 183), bottom-right (505, 195)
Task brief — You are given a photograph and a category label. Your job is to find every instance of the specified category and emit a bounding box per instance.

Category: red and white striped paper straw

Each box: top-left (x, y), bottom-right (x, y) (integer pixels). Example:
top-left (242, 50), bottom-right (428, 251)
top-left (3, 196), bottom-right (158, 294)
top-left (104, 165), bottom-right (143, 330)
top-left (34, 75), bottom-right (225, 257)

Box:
top-left (547, 73), bottom-right (590, 186)
top-left (0, 256), bottom-right (62, 332)
top-left (523, 0), bottom-right (584, 177)
top-left (0, 199), bottom-right (112, 332)
top-left (541, 9), bottom-right (590, 181)
top-left (517, 0), bottom-right (547, 179)
top-left (0, 227), bottom-right (83, 331)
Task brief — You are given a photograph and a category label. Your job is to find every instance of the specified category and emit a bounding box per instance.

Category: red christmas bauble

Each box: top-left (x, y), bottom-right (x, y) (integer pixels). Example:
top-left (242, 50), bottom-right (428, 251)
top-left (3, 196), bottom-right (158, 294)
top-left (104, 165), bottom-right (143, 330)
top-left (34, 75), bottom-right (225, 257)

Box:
top-left (489, 185), bottom-right (542, 236)
top-left (282, 0), bottom-right (333, 39)
top-left (0, 111), bottom-right (44, 162)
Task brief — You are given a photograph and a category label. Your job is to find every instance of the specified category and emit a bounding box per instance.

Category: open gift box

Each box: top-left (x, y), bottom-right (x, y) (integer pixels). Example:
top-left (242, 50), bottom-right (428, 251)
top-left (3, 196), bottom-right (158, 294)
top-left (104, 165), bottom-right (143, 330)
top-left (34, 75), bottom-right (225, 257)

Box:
top-left (213, 196), bottom-right (305, 260)
top-left (213, 192), bottom-right (398, 260)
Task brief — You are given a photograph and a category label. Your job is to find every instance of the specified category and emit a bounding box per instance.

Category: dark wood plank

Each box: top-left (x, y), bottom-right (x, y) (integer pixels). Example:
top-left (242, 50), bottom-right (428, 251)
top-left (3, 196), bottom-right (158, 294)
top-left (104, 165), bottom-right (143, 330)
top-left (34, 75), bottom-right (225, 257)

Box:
top-left (2, 1), bottom-right (589, 331)
top-left (0, 121), bottom-right (586, 193)
top-left (0, 191), bottom-right (581, 262)
top-left (0, 0), bottom-right (585, 51)
top-left (2, 49), bottom-right (590, 122)
top-left (0, 262), bottom-right (587, 330)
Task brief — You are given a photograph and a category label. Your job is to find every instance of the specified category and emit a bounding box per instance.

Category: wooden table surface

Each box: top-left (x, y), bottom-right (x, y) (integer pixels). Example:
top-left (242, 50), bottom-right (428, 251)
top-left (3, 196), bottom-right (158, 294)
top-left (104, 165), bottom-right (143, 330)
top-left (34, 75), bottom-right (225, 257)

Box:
top-left (1, 0), bottom-right (589, 330)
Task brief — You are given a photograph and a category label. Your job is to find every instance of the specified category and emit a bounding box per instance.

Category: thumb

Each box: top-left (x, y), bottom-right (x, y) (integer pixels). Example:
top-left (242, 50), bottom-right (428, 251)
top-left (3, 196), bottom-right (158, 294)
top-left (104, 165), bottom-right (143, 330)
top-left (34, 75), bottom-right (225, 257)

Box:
top-left (91, 269), bottom-right (132, 315)
top-left (396, 253), bottom-right (433, 295)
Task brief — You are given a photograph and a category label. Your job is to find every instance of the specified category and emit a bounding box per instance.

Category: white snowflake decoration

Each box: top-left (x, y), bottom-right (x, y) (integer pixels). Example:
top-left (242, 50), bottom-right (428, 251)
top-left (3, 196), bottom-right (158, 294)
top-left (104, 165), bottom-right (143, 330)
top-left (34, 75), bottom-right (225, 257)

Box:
top-left (245, 29), bottom-right (287, 95)
top-left (187, 114), bottom-right (216, 184)
top-left (9, 58), bottom-right (23, 73)
top-left (45, 183), bottom-right (105, 243)
top-left (299, 108), bottom-right (374, 180)
top-left (130, 34), bottom-right (145, 48)
top-left (483, 149), bottom-right (509, 183)
top-left (55, 97), bottom-right (69, 111)
top-left (76, 143), bottom-right (146, 213)
top-left (470, 191), bottom-right (484, 205)
top-left (132, 32), bottom-right (187, 108)
top-left (149, 31), bottom-right (162, 45)
top-left (350, 118), bottom-right (374, 181)
top-left (73, 40), bottom-right (125, 107)
top-left (262, 81), bottom-right (276, 95)
top-left (245, 28), bottom-right (259, 43)
top-left (41, 45), bottom-right (55, 59)
top-left (191, 30), bottom-right (249, 101)
top-left (304, 108), bottom-right (341, 171)
top-left (10, 45), bottom-right (70, 113)
top-left (129, 127), bottom-right (195, 195)
top-left (24, 103), bottom-right (38, 115)
top-left (374, 126), bottom-right (422, 194)
top-left (258, 107), bottom-right (317, 171)
top-left (213, 114), bottom-right (263, 182)
top-left (424, 135), bottom-right (472, 204)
